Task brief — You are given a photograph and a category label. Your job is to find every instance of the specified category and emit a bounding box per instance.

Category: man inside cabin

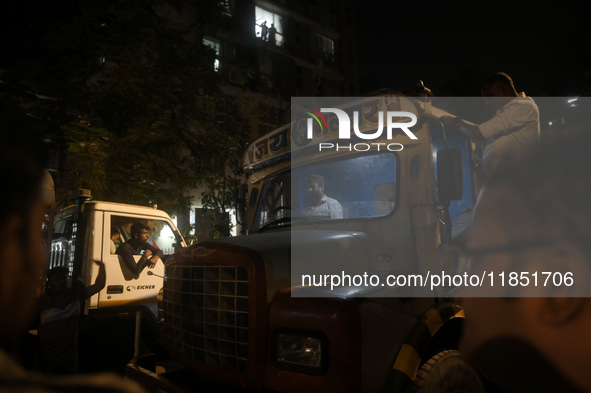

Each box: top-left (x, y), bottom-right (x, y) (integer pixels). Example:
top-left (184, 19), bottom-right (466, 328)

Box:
top-left (304, 174), bottom-right (343, 219)
top-left (116, 222), bottom-right (162, 276)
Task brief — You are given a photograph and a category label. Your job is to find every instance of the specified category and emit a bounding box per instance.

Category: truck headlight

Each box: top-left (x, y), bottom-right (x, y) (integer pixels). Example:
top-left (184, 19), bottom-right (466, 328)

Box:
top-left (273, 329), bottom-right (327, 375)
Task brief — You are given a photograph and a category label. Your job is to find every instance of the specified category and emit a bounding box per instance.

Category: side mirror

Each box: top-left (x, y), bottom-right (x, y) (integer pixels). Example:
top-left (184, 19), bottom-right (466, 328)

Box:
top-left (437, 148), bottom-right (463, 201)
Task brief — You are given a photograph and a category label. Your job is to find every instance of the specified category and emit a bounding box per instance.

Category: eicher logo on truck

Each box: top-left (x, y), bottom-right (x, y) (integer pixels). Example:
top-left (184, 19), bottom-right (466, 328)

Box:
top-left (299, 101), bottom-right (418, 152)
top-left (126, 285), bottom-right (156, 291)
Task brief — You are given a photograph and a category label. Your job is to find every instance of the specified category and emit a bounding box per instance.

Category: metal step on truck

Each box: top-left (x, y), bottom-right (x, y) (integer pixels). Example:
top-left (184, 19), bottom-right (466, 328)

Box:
top-left (44, 187), bottom-right (187, 372)
top-left (126, 93), bottom-right (485, 392)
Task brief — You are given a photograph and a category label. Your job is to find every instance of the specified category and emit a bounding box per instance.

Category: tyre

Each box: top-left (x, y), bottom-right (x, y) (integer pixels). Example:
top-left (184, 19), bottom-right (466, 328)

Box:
top-left (412, 350), bottom-right (485, 393)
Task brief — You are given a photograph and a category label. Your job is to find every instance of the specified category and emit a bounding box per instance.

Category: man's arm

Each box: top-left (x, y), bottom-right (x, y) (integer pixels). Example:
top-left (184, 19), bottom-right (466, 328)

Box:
top-left (440, 116), bottom-right (486, 141)
top-left (116, 243), bottom-right (152, 275)
top-left (142, 242), bottom-right (163, 268)
top-left (82, 260), bottom-right (106, 299)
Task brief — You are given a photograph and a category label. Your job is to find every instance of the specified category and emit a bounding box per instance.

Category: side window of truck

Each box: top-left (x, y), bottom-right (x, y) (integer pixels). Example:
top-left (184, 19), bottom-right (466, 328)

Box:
top-left (53, 217), bottom-right (73, 240)
top-left (110, 216), bottom-right (180, 257)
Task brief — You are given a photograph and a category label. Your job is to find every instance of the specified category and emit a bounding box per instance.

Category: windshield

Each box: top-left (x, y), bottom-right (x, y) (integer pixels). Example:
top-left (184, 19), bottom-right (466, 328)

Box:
top-left (252, 153), bottom-right (397, 231)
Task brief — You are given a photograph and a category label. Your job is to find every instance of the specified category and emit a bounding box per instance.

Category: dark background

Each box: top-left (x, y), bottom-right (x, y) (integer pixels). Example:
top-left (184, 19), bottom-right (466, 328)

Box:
top-left (354, 1), bottom-right (591, 96)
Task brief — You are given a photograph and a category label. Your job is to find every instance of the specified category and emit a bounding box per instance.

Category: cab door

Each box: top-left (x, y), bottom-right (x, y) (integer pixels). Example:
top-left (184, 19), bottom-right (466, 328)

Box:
top-left (89, 212), bottom-right (171, 318)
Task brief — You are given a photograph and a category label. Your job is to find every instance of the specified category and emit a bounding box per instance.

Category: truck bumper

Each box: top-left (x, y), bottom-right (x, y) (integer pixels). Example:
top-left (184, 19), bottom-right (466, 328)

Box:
top-left (126, 354), bottom-right (259, 393)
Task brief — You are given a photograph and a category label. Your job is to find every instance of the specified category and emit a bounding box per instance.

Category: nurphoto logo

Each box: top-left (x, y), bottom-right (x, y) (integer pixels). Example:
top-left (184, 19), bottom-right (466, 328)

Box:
top-left (302, 106), bottom-right (418, 152)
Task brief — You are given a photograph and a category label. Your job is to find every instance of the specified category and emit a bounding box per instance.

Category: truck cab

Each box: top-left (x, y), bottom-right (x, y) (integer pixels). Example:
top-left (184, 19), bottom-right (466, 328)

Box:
top-left (131, 94), bottom-right (485, 392)
top-left (48, 192), bottom-right (186, 371)
top-left (51, 194), bottom-right (187, 318)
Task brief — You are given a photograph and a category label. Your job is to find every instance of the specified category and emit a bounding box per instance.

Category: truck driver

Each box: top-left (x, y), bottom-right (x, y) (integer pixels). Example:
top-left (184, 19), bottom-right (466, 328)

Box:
top-left (304, 174), bottom-right (343, 219)
top-left (116, 222), bottom-right (163, 276)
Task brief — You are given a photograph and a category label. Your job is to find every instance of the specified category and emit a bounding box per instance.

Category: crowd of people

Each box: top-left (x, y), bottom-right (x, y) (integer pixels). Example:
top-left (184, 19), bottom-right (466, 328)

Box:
top-left (1, 71), bottom-right (590, 393)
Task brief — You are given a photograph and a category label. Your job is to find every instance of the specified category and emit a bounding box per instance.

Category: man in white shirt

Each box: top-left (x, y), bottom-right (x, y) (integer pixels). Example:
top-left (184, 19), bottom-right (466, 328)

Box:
top-left (304, 174), bottom-right (343, 219)
top-left (442, 72), bottom-right (540, 174)
top-left (442, 73), bottom-right (540, 239)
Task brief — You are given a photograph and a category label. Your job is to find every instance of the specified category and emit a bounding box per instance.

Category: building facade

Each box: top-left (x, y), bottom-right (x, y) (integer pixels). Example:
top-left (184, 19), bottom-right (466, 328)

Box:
top-left (184, 0), bottom-right (359, 238)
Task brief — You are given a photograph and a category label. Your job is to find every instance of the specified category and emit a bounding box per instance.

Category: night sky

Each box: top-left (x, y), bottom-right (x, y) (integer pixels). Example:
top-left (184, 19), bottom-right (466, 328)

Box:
top-left (354, 1), bottom-right (591, 96)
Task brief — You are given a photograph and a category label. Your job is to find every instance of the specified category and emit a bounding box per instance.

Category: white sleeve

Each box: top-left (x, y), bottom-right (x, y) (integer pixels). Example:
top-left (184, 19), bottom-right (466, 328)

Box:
top-left (480, 100), bottom-right (537, 139)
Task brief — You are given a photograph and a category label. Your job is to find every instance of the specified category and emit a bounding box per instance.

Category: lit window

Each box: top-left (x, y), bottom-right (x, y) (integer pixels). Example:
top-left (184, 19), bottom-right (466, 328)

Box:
top-left (203, 38), bottom-right (220, 71)
top-left (314, 33), bottom-right (334, 62)
top-left (221, 0), bottom-right (231, 16)
top-left (255, 6), bottom-right (283, 46)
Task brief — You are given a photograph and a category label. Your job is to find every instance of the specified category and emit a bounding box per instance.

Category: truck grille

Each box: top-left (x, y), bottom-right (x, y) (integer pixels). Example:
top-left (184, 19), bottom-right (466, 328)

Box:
top-left (163, 262), bottom-right (249, 371)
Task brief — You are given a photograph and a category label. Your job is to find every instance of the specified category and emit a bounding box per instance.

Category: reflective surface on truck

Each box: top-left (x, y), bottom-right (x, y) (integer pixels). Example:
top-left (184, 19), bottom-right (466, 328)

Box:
top-left (252, 152), bottom-right (397, 231)
top-left (50, 207), bottom-right (76, 285)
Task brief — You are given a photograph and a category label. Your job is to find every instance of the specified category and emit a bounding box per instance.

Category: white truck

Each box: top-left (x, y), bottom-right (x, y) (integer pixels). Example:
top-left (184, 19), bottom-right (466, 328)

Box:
top-left (47, 188), bottom-right (187, 371)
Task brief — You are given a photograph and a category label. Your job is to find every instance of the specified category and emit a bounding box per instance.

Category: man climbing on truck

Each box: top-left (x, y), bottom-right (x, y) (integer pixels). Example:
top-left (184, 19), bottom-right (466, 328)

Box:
top-left (441, 72), bottom-right (540, 175)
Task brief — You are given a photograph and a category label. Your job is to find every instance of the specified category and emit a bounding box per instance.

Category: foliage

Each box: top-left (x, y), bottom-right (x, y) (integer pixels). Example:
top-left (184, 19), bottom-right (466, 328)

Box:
top-left (199, 95), bottom-right (251, 238)
top-left (0, 0), bottom-right (251, 219)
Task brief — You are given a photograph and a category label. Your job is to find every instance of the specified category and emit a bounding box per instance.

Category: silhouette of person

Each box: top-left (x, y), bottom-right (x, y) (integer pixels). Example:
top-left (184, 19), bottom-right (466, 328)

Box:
top-left (35, 262), bottom-right (106, 374)
top-left (259, 21), bottom-right (268, 41)
top-left (268, 23), bottom-right (277, 45)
